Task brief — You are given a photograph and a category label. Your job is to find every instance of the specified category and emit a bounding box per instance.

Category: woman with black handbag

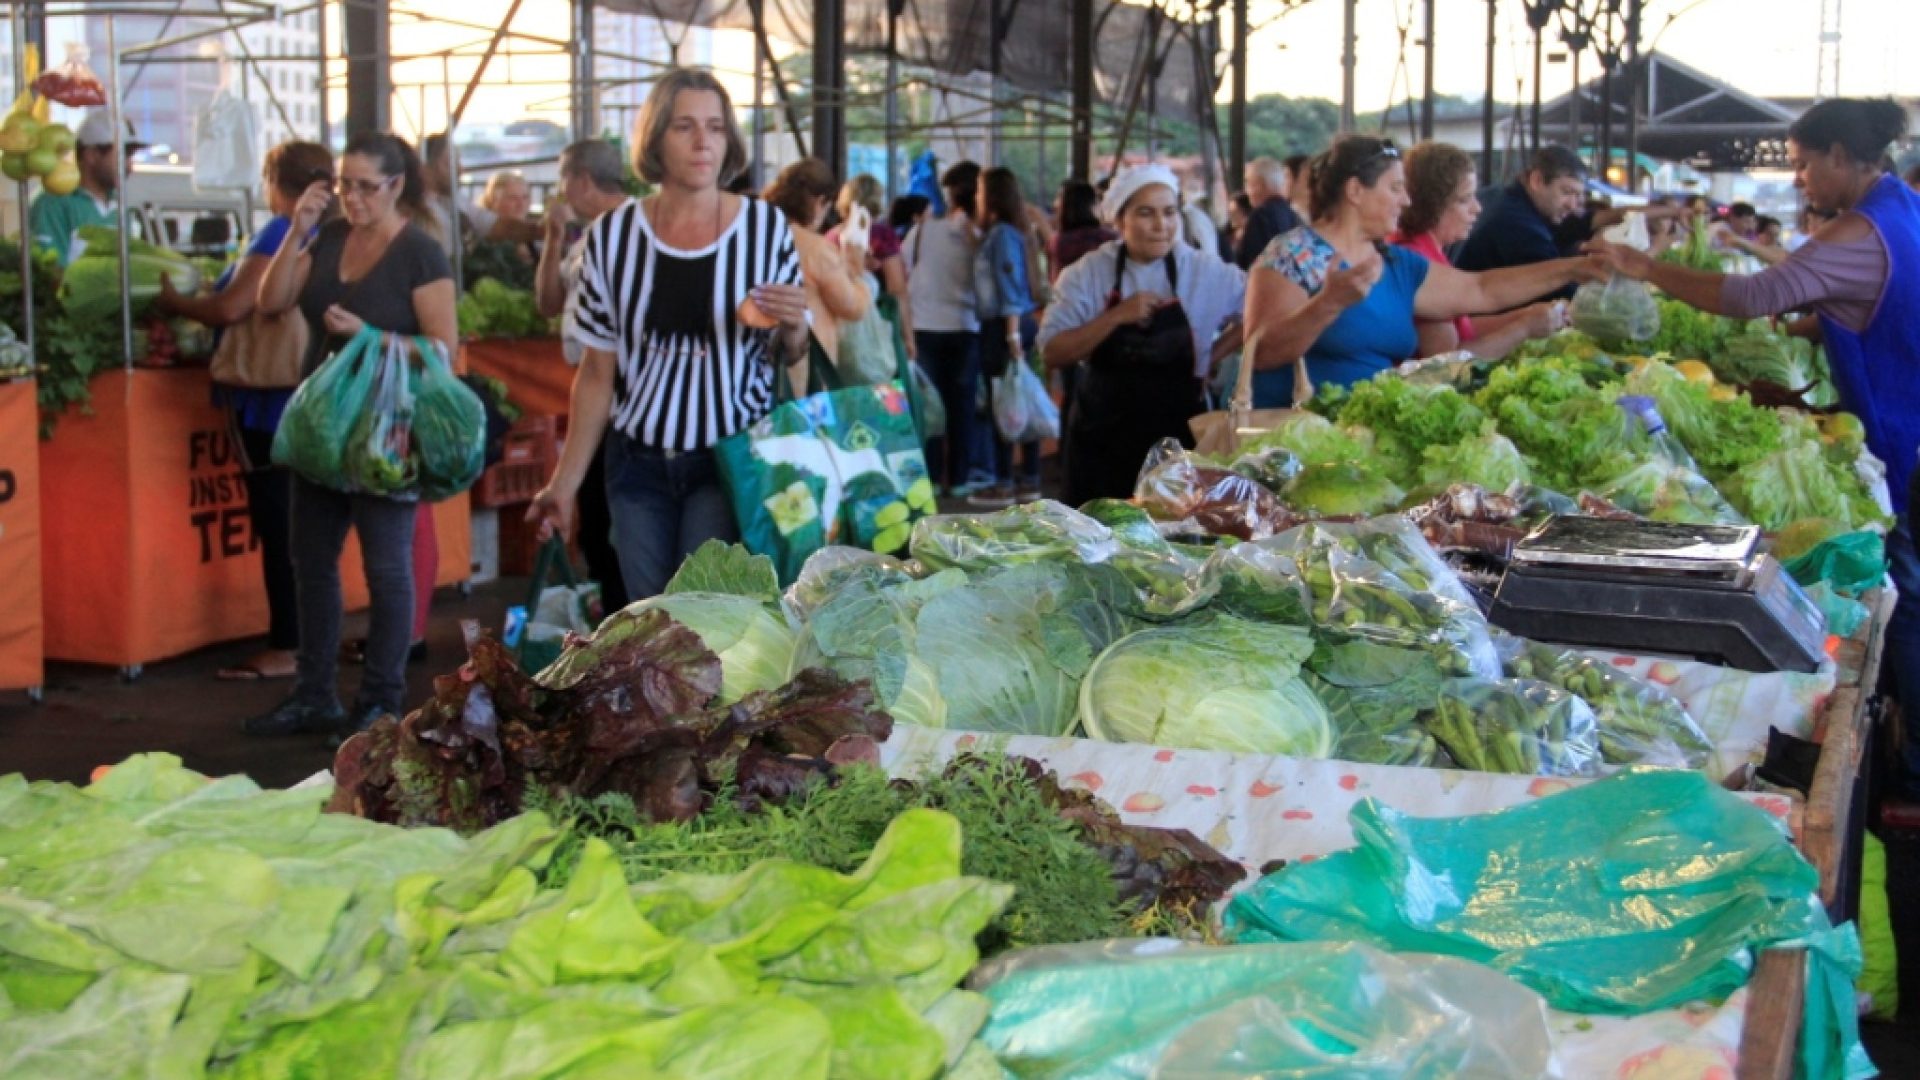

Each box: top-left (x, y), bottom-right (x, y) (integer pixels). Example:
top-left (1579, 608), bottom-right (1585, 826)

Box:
top-left (156, 140), bottom-right (333, 684)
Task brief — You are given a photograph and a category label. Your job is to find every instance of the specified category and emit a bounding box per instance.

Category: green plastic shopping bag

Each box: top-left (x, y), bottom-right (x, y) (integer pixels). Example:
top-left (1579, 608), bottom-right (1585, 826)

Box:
top-left (515, 536), bottom-right (602, 675)
top-left (341, 331), bottom-right (418, 496)
top-left (272, 325), bottom-right (383, 489)
top-left (412, 337), bottom-right (488, 500)
top-left (716, 338), bottom-right (936, 584)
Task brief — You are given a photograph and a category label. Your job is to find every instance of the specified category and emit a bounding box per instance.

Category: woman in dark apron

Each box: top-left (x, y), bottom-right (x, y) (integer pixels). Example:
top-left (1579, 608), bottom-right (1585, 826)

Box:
top-left (1035, 165), bottom-right (1247, 505)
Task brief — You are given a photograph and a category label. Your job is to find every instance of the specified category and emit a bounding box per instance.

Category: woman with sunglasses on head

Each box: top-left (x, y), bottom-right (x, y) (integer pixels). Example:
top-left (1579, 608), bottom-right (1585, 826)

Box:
top-left (1242, 135), bottom-right (1600, 405)
top-left (528, 68), bottom-right (809, 600)
top-left (155, 141), bottom-right (335, 686)
top-left (248, 131), bottom-right (457, 740)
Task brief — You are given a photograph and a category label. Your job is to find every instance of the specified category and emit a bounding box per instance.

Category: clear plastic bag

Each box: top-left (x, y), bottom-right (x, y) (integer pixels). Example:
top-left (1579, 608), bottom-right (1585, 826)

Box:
top-left (991, 360), bottom-right (1059, 443)
top-left (35, 43), bottom-right (106, 107)
top-left (1135, 438), bottom-right (1293, 541)
top-left (908, 361), bottom-right (946, 438)
top-left (971, 939), bottom-right (1560, 1080)
top-left (1421, 676), bottom-right (1602, 776)
top-left (1498, 635), bottom-right (1713, 769)
top-left (836, 273), bottom-right (902, 386)
top-left (342, 332), bottom-right (418, 496)
top-left (1570, 272), bottom-right (1661, 345)
top-left (1202, 542), bottom-right (1313, 625)
top-left (1224, 444), bottom-right (1304, 493)
top-left (908, 499), bottom-right (1118, 574)
top-left (781, 545), bottom-right (917, 623)
top-left (1594, 458), bottom-right (1747, 526)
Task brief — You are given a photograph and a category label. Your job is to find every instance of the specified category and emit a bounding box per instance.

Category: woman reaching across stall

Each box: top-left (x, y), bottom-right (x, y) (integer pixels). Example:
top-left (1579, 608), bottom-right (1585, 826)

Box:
top-left (1242, 135), bottom-right (1599, 405)
top-left (527, 68), bottom-right (809, 601)
top-left (1392, 141), bottom-right (1568, 360)
top-left (1037, 164), bottom-right (1247, 504)
top-left (156, 140), bottom-right (334, 684)
top-left (1585, 97), bottom-right (1920, 798)
top-left (248, 132), bottom-right (456, 738)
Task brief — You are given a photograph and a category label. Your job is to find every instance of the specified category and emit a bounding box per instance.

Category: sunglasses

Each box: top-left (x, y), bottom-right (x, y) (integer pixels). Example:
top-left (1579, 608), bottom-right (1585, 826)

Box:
top-left (335, 175), bottom-right (397, 197)
top-left (1370, 139), bottom-right (1400, 164)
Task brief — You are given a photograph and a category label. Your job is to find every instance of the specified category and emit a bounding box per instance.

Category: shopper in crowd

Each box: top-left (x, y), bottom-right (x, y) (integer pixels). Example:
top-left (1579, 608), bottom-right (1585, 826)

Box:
top-left (1225, 191), bottom-right (1254, 261)
top-left (249, 132), bottom-right (456, 738)
top-left (1710, 201), bottom-right (1760, 251)
top-left (1244, 136), bottom-right (1599, 404)
top-left (1726, 214), bottom-right (1791, 266)
top-left (534, 138), bottom-right (633, 608)
top-left (1235, 155), bottom-right (1302, 270)
top-left (1283, 154), bottom-right (1314, 222)
top-left (1454, 145), bottom-right (1591, 295)
top-left (905, 161), bottom-right (986, 495)
top-left (888, 194), bottom-right (930, 238)
top-left (764, 158), bottom-right (871, 369)
top-left (30, 108), bottom-right (143, 266)
top-left (527, 68), bottom-right (808, 600)
top-left (480, 170), bottom-right (539, 263)
top-left (1587, 97), bottom-right (1920, 798)
top-left (1039, 164), bottom-right (1246, 504)
top-left (1645, 194), bottom-right (1680, 258)
top-left (970, 167), bottom-right (1041, 506)
top-left (1049, 179), bottom-right (1116, 284)
top-left (155, 140), bottom-right (333, 683)
top-left (830, 174), bottom-right (912, 352)
top-left (420, 133), bottom-right (542, 255)
top-left (1392, 141), bottom-right (1567, 359)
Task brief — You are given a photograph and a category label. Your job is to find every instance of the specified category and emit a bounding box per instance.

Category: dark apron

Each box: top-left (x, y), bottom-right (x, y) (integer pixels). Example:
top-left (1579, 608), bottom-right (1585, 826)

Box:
top-left (1064, 251), bottom-right (1205, 505)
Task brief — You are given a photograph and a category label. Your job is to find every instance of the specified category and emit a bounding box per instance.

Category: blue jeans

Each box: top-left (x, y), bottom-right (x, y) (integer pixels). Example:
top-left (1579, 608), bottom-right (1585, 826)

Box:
top-left (290, 478), bottom-right (416, 714)
top-left (604, 433), bottom-right (738, 601)
top-left (915, 330), bottom-right (980, 490)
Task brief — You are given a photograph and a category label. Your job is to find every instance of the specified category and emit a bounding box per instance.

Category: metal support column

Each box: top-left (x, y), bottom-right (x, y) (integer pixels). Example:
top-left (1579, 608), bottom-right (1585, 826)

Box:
top-left (1229, 0), bottom-right (1247, 188)
top-left (1070, 0), bottom-right (1093, 179)
top-left (811, 0), bottom-right (846, 175)
top-left (1529, 3), bottom-right (1546, 151)
top-left (1568, 47), bottom-right (1581, 156)
top-left (885, 0), bottom-right (901, 199)
top-left (988, 0), bottom-right (1004, 166)
top-left (1483, 0), bottom-right (1498, 178)
top-left (317, 0), bottom-right (330, 146)
top-left (571, 0), bottom-right (595, 139)
top-left (1625, 0), bottom-right (1642, 191)
top-left (344, 0), bottom-right (390, 136)
top-left (1340, 0), bottom-right (1357, 132)
top-left (1420, 0), bottom-right (1436, 140)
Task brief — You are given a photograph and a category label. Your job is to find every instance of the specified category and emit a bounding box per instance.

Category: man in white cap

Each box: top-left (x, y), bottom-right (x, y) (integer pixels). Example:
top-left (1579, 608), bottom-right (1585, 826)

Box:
top-left (31, 107), bottom-right (144, 265)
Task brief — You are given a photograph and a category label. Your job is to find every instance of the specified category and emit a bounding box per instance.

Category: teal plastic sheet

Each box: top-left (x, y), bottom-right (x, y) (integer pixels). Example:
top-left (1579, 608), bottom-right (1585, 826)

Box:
top-left (972, 939), bottom-right (1556, 1080)
top-left (1784, 530), bottom-right (1886, 597)
top-left (1224, 769), bottom-right (1873, 1079)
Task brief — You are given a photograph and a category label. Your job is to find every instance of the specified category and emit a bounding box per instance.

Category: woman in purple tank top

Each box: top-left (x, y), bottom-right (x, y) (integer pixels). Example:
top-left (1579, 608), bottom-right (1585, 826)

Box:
top-left (1588, 97), bottom-right (1920, 798)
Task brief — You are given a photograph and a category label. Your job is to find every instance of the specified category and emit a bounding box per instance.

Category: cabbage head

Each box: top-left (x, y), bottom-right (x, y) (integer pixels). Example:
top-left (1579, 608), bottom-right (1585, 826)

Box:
top-left (1417, 424), bottom-right (1531, 491)
top-left (1283, 461), bottom-right (1406, 517)
top-left (1079, 614), bottom-right (1333, 757)
top-left (631, 592), bottom-right (798, 705)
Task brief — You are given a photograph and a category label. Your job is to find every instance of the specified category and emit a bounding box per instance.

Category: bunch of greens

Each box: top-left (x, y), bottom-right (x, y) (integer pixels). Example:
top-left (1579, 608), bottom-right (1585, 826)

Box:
top-left (1659, 217), bottom-right (1725, 271)
top-left (1282, 461), bottom-right (1407, 517)
top-left (1723, 438), bottom-right (1887, 531)
top-left (0, 239), bottom-right (120, 433)
top-left (0, 754), bottom-right (1013, 1080)
top-left (456, 276), bottom-right (550, 339)
top-left (1230, 411), bottom-right (1376, 469)
top-left (1622, 359), bottom-right (1784, 478)
top-left (532, 754), bottom-right (1244, 958)
top-left (1079, 613), bottom-right (1332, 758)
top-left (1647, 298), bottom-right (1738, 360)
top-left (1324, 377), bottom-right (1488, 482)
top-left (1416, 423), bottom-right (1532, 492)
top-left (1712, 327), bottom-right (1834, 405)
top-left (461, 239), bottom-right (536, 292)
top-left (57, 225), bottom-right (203, 325)
top-left (1472, 357), bottom-right (1644, 493)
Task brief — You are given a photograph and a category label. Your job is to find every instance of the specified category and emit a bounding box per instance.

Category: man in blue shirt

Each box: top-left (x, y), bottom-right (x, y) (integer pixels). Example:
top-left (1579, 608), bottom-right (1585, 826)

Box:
top-left (1455, 145), bottom-right (1589, 297)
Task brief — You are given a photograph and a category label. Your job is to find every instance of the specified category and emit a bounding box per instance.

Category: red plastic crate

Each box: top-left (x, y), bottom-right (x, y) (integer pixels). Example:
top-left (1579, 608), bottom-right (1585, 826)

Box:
top-left (476, 415), bottom-right (558, 508)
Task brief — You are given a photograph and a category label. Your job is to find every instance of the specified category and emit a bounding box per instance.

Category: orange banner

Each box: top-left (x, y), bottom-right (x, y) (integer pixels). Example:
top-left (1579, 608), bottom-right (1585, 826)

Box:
top-left (463, 337), bottom-right (572, 419)
top-left (0, 379), bottom-right (43, 690)
top-left (41, 368), bottom-right (471, 667)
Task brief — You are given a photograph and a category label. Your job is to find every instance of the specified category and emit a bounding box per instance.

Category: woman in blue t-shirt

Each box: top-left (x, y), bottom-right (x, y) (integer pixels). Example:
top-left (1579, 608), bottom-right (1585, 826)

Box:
top-left (156, 140), bottom-right (334, 683)
top-left (1242, 136), bottom-right (1601, 406)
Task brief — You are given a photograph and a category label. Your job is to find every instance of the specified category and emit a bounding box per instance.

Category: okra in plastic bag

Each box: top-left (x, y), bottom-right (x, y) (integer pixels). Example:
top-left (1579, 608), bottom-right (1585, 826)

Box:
top-left (908, 499), bottom-right (1118, 573)
top-left (1499, 635), bottom-right (1713, 769)
top-left (1421, 676), bottom-right (1602, 776)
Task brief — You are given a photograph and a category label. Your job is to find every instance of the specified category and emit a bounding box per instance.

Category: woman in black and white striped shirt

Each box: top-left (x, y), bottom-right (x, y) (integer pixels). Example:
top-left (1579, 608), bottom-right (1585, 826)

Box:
top-left (529, 69), bottom-right (808, 598)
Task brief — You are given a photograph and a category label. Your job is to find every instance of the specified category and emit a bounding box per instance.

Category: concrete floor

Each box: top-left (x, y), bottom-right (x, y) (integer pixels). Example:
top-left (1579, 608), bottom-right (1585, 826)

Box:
top-left (1, 575), bottom-right (1915, 1071)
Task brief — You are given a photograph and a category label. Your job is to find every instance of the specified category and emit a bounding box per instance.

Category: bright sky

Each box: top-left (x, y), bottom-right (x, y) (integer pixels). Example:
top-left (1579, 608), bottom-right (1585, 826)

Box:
top-left (1243, 0), bottom-right (1920, 111)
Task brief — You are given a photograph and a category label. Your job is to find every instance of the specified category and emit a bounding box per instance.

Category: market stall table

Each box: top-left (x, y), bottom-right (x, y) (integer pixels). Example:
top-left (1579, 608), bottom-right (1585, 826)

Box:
top-left (462, 337), bottom-right (570, 419)
top-left (37, 367), bottom-right (471, 673)
top-left (0, 376), bottom-right (43, 699)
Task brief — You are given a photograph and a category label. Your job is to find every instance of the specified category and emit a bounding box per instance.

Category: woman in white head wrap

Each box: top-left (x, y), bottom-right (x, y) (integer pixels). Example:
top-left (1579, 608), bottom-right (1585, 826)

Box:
top-left (1035, 164), bottom-right (1248, 503)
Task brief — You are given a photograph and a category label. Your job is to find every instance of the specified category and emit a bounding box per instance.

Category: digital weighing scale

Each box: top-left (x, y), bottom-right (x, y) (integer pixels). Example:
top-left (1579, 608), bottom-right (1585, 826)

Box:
top-left (1488, 516), bottom-right (1829, 673)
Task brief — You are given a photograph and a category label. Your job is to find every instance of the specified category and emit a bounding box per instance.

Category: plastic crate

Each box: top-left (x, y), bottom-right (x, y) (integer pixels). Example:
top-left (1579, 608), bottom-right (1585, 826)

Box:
top-left (476, 415), bottom-right (558, 508)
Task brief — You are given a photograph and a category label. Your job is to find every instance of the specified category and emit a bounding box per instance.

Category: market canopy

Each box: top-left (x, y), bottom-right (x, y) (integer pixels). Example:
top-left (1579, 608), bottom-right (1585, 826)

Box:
top-left (594, 0), bottom-right (1220, 119)
top-left (1537, 51), bottom-right (1799, 171)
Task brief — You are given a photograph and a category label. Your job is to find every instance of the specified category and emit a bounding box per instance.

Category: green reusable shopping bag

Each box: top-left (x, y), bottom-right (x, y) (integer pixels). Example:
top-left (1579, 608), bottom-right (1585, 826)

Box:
top-left (272, 325), bottom-right (384, 489)
top-left (715, 338), bottom-right (937, 585)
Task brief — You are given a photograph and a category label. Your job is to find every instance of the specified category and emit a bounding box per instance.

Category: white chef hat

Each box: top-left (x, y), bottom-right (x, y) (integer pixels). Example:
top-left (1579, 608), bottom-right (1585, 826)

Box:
top-left (1102, 163), bottom-right (1180, 223)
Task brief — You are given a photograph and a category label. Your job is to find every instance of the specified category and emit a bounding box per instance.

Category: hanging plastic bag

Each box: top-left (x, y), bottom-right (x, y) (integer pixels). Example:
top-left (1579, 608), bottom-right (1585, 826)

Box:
top-left (833, 271), bottom-right (901, 387)
top-left (35, 43), bottom-right (106, 107)
top-left (1419, 676), bottom-right (1602, 776)
top-left (411, 337), bottom-right (488, 501)
top-left (1498, 635), bottom-right (1714, 768)
top-left (516, 536), bottom-right (602, 675)
top-left (341, 332), bottom-right (418, 496)
top-left (908, 360), bottom-right (945, 439)
top-left (272, 326), bottom-right (384, 490)
top-left (971, 939), bottom-right (1560, 1080)
top-left (1570, 272), bottom-right (1661, 345)
top-left (991, 358), bottom-right (1059, 443)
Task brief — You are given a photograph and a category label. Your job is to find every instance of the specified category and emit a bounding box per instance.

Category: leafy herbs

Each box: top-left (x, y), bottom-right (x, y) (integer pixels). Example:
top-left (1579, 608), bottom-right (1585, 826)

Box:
top-left (455, 276), bottom-right (550, 339)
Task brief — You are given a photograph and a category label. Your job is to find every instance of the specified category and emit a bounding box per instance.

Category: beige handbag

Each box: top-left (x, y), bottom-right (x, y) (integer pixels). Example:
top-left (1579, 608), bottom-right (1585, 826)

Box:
top-left (208, 304), bottom-right (310, 389)
top-left (1189, 326), bottom-right (1307, 457)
